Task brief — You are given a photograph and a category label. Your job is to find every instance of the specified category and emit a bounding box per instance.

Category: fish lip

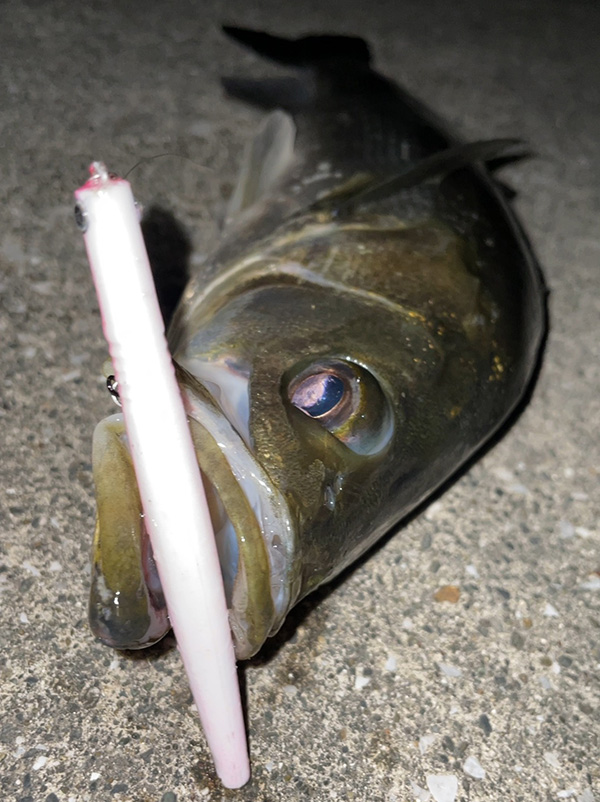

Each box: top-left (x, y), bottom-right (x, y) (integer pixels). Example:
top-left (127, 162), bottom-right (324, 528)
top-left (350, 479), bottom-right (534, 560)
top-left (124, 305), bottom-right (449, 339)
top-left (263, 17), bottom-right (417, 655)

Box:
top-left (179, 378), bottom-right (298, 659)
top-left (89, 540), bottom-right (169, 650)
top-left (89, 412), bottom-right (170, 650)
top-left (91, 393), bottom-right (298, 658)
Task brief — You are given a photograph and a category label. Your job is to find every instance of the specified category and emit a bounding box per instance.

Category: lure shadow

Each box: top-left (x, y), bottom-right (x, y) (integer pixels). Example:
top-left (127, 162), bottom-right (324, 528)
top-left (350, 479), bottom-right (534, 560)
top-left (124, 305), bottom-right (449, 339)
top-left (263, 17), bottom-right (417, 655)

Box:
top-left (141, 205), bottom-right (192, 328)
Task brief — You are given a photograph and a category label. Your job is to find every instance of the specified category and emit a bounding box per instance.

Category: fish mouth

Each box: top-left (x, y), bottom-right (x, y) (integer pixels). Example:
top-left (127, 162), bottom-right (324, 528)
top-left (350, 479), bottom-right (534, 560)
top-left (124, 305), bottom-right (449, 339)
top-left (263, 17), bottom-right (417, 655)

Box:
top-left (89, 381), bottom-right (297, 660)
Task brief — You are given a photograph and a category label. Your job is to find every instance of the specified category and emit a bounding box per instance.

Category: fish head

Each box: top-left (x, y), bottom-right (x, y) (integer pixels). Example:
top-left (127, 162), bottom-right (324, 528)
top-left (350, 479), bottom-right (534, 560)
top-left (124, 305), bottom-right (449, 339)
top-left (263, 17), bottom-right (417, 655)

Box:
top-left (90, 213), bottom-right (507, 659)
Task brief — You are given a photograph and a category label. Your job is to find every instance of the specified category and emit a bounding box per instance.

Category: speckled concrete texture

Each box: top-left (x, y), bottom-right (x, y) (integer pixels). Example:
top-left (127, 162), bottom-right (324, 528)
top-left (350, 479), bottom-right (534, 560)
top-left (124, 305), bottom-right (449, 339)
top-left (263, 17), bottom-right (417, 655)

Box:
top-left (1, 1), bottom-right (598, 800)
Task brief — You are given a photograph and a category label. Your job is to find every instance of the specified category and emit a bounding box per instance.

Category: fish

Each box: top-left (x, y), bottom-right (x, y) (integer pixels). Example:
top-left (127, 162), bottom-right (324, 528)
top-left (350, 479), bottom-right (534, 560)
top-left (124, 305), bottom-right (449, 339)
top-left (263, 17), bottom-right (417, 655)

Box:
top-left (88, 26), bottom-right (546, 660)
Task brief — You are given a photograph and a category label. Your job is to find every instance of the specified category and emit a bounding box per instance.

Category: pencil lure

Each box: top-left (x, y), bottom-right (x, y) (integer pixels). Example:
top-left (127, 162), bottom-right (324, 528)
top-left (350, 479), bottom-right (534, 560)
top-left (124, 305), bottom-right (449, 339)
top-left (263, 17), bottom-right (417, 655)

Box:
top-left (89, 27), bottom-right (546, 661)
top-left (75, 164), bottom-right (249, 786)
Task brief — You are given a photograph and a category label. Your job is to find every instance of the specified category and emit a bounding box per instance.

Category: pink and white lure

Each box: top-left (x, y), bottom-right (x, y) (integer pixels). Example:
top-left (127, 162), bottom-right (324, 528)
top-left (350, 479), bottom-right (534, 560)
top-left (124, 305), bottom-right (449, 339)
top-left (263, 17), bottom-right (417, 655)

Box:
top-left (74, 163), bottom-right (249, 789)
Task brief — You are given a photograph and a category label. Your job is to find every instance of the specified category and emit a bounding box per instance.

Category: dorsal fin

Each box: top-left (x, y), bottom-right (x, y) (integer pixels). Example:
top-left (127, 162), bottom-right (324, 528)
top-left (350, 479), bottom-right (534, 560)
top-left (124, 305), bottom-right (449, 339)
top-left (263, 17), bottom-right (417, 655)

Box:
top-left (225, 110), bottom-right (296, 225)
top-left (328, 139), bottom-right (528, 212)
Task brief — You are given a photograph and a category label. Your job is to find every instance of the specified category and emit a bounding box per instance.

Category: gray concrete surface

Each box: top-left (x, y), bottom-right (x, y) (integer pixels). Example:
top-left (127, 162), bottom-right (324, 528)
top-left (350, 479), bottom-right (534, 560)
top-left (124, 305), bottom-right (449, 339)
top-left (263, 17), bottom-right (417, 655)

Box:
top-left (1, 1), bottom-right (598, 800)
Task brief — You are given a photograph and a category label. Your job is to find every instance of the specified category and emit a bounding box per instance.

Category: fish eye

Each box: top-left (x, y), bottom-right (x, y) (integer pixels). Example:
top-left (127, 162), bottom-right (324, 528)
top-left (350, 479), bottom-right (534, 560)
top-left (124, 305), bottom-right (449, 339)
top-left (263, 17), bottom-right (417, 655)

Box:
top-left (285, 359), bottom-right (394, 456)
top-left (290, 371), bottom-right (349, 421)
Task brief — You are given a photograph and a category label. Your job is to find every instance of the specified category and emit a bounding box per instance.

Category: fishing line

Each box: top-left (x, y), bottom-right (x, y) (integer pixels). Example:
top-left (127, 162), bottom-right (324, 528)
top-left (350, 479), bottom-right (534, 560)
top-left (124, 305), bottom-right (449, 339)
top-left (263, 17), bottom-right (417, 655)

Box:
top-left (123, 152), bottom-right (214, 180)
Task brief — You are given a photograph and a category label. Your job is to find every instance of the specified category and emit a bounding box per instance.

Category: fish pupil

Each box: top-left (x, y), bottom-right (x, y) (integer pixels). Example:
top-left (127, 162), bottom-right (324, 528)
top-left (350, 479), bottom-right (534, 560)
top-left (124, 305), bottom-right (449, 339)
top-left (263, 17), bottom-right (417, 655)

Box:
top-left (293, 373), bottom-right (345, 418)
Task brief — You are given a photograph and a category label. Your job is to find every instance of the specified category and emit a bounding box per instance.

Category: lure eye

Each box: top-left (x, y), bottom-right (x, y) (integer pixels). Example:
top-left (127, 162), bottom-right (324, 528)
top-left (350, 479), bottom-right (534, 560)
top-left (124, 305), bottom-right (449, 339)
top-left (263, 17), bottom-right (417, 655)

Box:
top-left (286, 359), bottom-right (393, 456)
top-left (106, 375), bottom-right (122, 407)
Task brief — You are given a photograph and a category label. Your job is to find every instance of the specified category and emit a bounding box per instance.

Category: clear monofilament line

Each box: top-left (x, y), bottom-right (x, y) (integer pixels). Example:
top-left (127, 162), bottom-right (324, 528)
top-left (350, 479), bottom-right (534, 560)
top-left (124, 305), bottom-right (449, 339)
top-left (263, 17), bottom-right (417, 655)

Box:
top-left (74, 163), bottom-right (249, 789)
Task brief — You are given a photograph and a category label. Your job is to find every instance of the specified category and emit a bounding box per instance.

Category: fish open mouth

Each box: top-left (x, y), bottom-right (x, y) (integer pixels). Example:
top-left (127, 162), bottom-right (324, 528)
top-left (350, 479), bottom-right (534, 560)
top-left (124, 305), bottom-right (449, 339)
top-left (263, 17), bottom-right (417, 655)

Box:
top-left (89, 378), bottom-right (297, 660)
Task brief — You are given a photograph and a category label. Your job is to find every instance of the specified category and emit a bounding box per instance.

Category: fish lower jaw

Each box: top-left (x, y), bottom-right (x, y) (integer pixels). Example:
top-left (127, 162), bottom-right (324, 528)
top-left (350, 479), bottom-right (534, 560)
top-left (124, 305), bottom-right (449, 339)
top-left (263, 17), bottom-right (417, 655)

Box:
top-left (90, 403), bottom-right (296, 659)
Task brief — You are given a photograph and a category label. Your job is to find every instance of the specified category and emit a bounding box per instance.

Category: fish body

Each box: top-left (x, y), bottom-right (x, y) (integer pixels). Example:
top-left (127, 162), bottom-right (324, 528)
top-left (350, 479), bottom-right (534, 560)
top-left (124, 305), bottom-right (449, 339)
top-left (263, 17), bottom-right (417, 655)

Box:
top-left (89, 28), bottom-right (546, 659)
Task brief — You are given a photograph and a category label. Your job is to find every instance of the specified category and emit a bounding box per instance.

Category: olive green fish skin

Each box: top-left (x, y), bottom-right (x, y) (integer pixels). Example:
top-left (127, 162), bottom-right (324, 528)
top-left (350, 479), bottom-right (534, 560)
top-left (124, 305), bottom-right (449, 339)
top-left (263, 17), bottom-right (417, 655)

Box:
top-left (172, 206), bottom-right (543, 603)
top-left (90, 28), bottom-right (546, 658)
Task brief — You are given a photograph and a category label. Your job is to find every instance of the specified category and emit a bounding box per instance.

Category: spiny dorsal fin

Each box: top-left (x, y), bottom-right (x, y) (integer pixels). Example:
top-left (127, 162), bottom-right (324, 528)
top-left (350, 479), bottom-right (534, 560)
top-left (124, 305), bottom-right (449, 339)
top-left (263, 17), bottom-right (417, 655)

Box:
top-left (331, 139), bottom-right (528, 212)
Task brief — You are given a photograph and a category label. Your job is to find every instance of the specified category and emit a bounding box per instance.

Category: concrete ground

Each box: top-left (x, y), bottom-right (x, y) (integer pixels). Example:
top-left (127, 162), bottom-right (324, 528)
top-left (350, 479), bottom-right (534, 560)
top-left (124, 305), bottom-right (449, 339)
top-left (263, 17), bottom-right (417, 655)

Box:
top-left (1, 1), bottom-right (598, 800)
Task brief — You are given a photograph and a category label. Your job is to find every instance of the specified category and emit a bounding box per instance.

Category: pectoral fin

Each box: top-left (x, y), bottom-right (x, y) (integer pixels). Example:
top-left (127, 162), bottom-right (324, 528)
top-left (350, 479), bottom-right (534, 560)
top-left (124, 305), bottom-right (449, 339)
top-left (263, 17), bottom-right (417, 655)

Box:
top-left (225, 109), bottom-right (296, 225)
